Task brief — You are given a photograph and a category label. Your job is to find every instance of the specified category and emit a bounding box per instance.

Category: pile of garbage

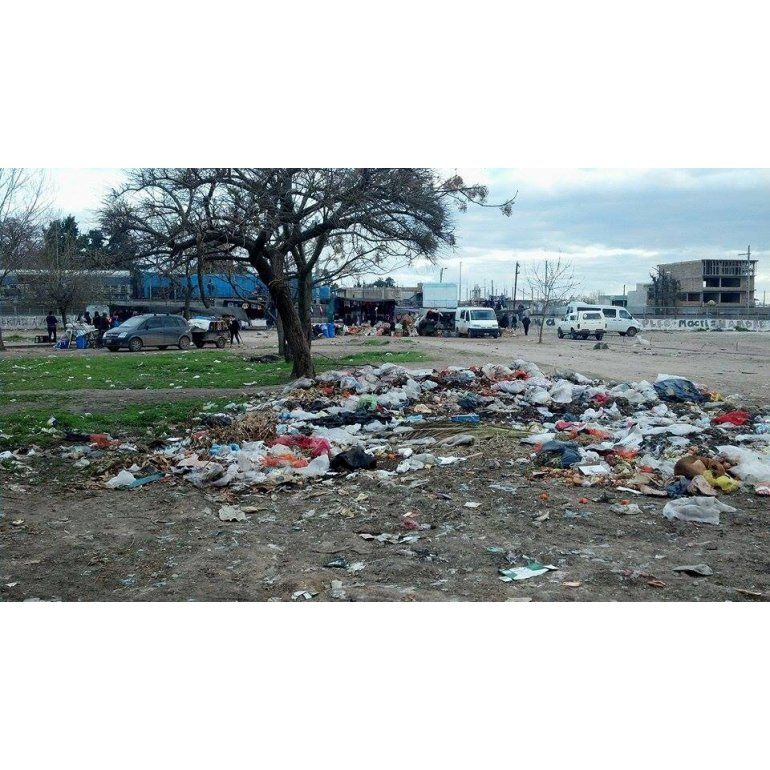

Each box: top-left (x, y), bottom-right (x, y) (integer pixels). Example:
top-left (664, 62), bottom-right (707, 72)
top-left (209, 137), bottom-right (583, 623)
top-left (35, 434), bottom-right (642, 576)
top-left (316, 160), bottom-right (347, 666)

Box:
top-left (53, 360), bottom-right (770, 516)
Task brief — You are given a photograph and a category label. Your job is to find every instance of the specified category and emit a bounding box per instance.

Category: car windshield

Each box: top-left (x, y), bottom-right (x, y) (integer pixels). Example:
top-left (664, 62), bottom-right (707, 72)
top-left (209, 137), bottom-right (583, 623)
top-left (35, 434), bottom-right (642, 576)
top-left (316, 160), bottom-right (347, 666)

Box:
top-left (471, 309), bottom-right (496, 320)
top-left (583, 312), bottom-right (602, 320)
top-left (117, 316), bottom-right (144, 328)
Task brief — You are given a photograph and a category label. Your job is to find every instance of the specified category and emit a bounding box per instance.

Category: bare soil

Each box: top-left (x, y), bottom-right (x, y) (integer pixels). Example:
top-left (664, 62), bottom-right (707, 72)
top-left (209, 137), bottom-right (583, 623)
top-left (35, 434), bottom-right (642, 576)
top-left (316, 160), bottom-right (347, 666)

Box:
top-left (2, 438), bottom-right (768, 602)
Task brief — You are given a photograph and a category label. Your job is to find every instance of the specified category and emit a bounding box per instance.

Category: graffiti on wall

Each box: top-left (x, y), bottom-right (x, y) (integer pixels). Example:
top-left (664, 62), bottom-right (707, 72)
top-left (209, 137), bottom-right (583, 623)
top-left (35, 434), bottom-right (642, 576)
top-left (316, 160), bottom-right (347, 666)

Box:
top-left (640, 318), bottom-right (770, 332)
top-left (0, 316), bottom-right (46, 330)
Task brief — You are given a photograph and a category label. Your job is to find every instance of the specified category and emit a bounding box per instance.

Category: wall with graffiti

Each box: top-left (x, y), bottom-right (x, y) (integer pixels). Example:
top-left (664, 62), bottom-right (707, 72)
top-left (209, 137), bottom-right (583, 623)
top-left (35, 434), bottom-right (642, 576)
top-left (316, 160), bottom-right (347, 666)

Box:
top-left (640, 317), bottom-right (770, 331)
top-left (0, 316), bottom-right (46, 330)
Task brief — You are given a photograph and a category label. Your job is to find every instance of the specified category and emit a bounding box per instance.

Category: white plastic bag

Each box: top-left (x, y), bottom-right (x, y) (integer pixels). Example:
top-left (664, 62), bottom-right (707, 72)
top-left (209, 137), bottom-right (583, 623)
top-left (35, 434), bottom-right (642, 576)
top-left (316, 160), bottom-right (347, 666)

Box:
top-left (105, 469), bottom-right (136, 489)
top-left (662, 496), bottom-right (736, 525)
top-left (717, 445), bottom-right (770, 483)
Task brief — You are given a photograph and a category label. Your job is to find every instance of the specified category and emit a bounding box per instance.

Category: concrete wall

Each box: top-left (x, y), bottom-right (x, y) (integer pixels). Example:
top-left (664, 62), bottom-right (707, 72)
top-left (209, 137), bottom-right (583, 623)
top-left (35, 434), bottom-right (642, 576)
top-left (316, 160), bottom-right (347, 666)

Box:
top-left (1, 315), bottom-right (47, 330)
top-left (641, 317), bottom-right (770, 331)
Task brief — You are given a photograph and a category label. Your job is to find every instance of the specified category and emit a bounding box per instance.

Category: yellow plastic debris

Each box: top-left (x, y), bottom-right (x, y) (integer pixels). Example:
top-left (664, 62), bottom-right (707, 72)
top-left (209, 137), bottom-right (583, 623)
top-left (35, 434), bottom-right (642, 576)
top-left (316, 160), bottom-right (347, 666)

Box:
top-left (703, 470), bottom-right (740, 493)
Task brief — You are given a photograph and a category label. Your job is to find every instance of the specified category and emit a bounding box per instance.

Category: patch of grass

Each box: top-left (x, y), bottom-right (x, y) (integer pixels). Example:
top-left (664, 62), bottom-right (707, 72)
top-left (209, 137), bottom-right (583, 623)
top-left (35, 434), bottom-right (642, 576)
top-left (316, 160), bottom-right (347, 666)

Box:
top-left (2, 333), bottom-right (25, 342)
top-left (0, 349), bottom-right (427, 393)
top-left (0, 397), bottom-right (241, 449)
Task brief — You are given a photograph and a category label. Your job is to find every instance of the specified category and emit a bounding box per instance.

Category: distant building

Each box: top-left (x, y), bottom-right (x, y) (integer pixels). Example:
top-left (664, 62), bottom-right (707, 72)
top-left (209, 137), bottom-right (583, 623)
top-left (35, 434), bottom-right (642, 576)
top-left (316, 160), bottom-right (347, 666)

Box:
top-left (596, 294), bottom-right (627, 308)
top-left (656, 258), bottom-right (757, 307)
top-left (625, 283), bottom-right (651, 313)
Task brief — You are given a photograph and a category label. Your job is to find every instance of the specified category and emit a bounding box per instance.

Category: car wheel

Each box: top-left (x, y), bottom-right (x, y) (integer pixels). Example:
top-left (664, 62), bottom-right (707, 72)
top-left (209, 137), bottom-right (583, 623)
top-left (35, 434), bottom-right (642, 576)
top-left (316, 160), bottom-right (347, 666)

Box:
top-left (215, 337), bottom-right (226, 349)
top-left (557, 328), bottom-right (564, 339)
top-left (570, 329), bottom-right (577, 340)
top-left (178, 335), bottom-right (191, 350)
top-left (626, 327), bottom-right (637, 337)
top-left (619, 332), bottom-right (627, 337)
top-left (158, 345), bottom-right (168, 350)
top-left (595, 332), bottom-right (604, 340)
top-left (128, 337), bottom-right (143, 352)
top-left (194, 341), bottom-right (205, 348)
top-left (107, 346), bottom-right (120, 352)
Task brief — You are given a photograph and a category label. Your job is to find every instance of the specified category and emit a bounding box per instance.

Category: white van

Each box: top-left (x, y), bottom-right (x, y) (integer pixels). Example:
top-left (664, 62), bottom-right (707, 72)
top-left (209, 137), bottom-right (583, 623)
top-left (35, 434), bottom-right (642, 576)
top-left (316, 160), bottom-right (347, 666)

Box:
top-left (564, 303), bottom-right (641, 337)
top-left (456, 307), bottom-right (500, 338)
top-left (557, 311), bottom-right (607, 340)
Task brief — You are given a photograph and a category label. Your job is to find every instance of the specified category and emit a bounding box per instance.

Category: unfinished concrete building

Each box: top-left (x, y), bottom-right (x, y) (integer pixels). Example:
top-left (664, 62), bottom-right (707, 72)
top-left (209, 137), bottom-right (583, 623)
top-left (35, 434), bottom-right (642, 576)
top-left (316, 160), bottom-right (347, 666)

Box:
top-left (656, 258), bottom-right (757, 307)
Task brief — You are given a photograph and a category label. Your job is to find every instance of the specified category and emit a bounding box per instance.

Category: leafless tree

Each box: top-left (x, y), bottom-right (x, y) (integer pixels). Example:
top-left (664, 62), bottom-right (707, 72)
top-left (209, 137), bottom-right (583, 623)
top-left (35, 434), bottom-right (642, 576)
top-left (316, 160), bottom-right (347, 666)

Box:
top-left (527, 256), bottom-right (579, 343)
top-left (0, 169), bottom-right (49, 349)
top-left (102, 168), bottom-right (515, 377)
top-left (25, 221), bottom-right (101, 327)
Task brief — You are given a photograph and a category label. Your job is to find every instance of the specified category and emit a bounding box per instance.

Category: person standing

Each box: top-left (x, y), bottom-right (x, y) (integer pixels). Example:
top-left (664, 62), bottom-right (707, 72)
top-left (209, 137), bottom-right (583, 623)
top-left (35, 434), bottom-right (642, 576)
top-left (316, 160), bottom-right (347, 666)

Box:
top-left (83, 310), bottom-right (92, 325)
top-left (229, 316), bottom-right (242, 346)
top-left (522, 307), bottom-right (531, 337)
top-left (92, 312), bottom-right (104, 346)
top-left (45, 310), bottom-right (58, 342)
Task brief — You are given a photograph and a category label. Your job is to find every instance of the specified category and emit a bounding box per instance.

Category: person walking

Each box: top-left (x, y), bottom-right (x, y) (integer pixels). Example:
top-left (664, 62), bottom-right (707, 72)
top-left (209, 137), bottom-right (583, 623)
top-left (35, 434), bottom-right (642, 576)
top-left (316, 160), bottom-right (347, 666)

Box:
top-left (522, 307), bottom-right (531, 337)
top-left (45, 310), bottom-right (58, 342)
top-left (229, 316), bottom-right (242, 346)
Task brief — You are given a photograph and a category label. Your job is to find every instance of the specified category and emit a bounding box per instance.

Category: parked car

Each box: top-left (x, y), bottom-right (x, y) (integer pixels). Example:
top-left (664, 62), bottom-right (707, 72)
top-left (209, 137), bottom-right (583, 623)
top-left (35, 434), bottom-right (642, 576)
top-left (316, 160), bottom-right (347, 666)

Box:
top-left (557, 311), bottom-right (607, 340)
top-left (563, 303), bottom-right (641, 336)
top-left (456, 307), bottom-right (500, 338)
top-left (103, 314), bottom-right (192, 352)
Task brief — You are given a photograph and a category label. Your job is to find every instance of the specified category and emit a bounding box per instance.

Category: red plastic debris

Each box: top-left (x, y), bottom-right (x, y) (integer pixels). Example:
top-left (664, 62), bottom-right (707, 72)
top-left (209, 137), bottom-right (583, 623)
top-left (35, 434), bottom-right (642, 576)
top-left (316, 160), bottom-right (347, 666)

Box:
top-left (713, 410), bottom-right (751, 426)
top-left (272, 435), bottom-right (332, 457)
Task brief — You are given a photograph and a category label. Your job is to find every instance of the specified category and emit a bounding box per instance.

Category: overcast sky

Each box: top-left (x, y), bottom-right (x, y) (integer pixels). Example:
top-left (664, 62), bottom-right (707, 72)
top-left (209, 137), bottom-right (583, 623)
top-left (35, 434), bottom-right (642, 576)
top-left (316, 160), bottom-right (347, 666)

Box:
top-left (48, 168), bottom-right (770, 301)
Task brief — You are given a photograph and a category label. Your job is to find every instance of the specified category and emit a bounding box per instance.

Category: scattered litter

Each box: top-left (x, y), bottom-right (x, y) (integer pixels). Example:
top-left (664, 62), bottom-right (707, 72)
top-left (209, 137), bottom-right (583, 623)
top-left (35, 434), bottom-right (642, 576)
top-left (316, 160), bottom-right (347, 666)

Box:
top-left (672, 564), bottom-right (713, 577)
top-left (499, 562), bottom-right (558, 581)
top-left (218, 505), bottom-right (247, 522)
top-left (105, 470), bottom-right (136, 489)
top-left (662, 497), bottom-right (737, 525)
top-left (611, 502), bottom-right (642, 515)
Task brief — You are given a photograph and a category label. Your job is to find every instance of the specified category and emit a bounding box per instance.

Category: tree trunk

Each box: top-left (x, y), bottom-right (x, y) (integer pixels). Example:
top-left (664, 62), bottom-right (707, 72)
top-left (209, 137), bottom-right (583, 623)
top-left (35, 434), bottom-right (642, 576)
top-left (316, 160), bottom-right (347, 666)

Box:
top-left (59, 306), bottom-right (68, 328)
top-left (276, 315), bottom-right (291, 361)
top-left (0, 327), bottom-right (5, 351)
top-left (538, 302), bottom-right (547, 343)
top-left (271, 278), bottom-right (313, 377)
top-left (247, 247), bottom-right (315, 378)
top-left (297, 273), bottom-right (313, 346)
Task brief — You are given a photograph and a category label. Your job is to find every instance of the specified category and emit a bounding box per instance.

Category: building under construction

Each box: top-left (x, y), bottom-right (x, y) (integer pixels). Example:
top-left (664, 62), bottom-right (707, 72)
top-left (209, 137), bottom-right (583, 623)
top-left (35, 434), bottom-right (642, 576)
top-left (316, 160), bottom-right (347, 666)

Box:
top-left (656, 256), bottom-right (757, 307)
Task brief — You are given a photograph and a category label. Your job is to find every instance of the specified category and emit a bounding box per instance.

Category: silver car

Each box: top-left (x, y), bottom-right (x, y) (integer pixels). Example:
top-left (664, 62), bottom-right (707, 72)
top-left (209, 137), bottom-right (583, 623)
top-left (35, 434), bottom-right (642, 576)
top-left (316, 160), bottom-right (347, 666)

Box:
top-left (103, 314), bottom-right (192, 352)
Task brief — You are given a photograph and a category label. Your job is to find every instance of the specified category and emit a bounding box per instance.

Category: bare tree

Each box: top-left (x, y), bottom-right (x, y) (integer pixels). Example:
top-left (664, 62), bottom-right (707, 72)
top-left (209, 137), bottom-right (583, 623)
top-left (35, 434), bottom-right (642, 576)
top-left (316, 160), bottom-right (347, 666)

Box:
top-left (102, 168), bottom-right (515, 377)
top-left (648, 267), bottom-right (680, 314)
top-left (527, 256), bottom-right (579, 343)
top-left (25, 218), bottom-right (101, 327)
top-left (0, 169), bottom-right (49, 349)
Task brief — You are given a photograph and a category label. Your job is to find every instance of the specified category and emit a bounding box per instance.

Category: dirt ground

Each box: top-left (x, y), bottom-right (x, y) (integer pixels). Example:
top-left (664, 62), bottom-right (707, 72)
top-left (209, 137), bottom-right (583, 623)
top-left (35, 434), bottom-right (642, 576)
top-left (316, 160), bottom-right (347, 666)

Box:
top-left (2, 440), bottom-right (768, 602)
top-left (2, 327), bottom-right (769, 602)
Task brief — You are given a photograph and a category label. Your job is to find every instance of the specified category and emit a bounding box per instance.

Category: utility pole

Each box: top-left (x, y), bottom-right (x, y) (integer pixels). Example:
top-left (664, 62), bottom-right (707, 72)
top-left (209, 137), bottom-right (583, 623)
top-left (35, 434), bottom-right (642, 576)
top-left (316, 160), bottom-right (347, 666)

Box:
top-left (512, 261), bottom-right (520, 308)
top-left (439, 267), bottom-right (445, 283)
top-left (458, 260), bottom-right (462, 305)
top-left (738, 245), bottom-right (751, 311)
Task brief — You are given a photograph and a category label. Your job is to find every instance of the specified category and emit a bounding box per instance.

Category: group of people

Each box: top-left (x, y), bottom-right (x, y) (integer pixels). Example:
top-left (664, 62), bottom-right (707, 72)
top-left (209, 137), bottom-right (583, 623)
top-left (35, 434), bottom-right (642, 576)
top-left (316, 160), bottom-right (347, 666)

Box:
top-left (509, 304), bottom-right (531, 336)
top-left (76, 310), bottom-right (121, 346)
